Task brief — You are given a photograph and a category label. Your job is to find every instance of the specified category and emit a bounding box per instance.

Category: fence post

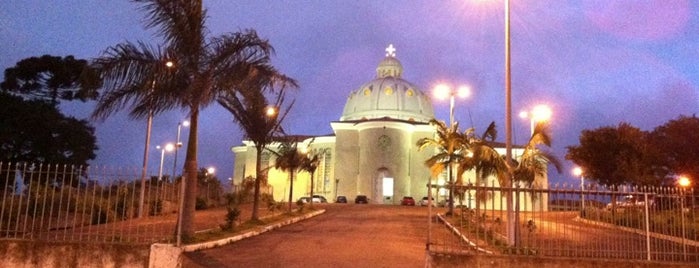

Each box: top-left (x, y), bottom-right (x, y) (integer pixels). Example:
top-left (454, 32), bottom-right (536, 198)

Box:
top-left (644, 192), bottom-right (650, 261)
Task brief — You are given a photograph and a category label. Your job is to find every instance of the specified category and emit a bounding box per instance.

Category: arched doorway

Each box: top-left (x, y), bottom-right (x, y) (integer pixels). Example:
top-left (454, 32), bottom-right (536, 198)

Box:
top-left (375, 168), bottom-right (394, 204)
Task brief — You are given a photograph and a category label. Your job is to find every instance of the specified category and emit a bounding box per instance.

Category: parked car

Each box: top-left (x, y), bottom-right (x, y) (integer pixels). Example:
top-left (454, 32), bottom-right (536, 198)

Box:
top-left (336, 195), bottom-right (348, 203)
top-left (298, 196), bottom-right (325, 204)
top-left (419, 196), bottom-right (435, 206)
top-left (355, 195), bottom-right (369, 204)
top-left (605, 195), bottom-right (649, 210)
top-left (312, 195), bottom-right (328, 203)
top-left (401, 196), bottom-right (416, 206)
top-left (438, 198), bottom-right (454, 208)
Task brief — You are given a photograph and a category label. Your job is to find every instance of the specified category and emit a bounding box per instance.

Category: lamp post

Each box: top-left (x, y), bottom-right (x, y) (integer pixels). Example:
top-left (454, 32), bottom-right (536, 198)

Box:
top-left (157, 143), bottom-right (175, 182)
top-left (172, 120), bottom-right (189, 180)
top-left (138, 60), bottom-right (174, 219)
top-left (519, 104), bottom-right (552, 135)
top-left (433, 84), bottom-right (471, 127)
top-left (678, 176), bottom-right (691, 261)
top-left (206, 167), bottom-right (215, 201)
top-left (498, 0), bottom-right (517, 247)
top-left (433, 83), bottom-right (471, 216)
top-left (573, 167), bottom-right (584, 217)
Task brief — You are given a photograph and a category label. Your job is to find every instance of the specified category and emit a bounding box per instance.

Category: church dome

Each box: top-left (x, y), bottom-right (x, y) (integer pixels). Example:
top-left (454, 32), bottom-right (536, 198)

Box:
top-left (340, 45), bottom-right (434, 122)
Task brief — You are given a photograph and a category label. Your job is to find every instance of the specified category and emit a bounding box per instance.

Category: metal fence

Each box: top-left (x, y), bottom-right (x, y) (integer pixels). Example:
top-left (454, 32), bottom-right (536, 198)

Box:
top-left (427, 183), bottom-right (699, 264)
top-left (0, 162), bottom-right (187, 244)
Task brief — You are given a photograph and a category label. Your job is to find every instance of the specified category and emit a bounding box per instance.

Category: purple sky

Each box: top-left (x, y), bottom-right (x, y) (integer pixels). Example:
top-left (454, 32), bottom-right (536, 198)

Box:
top-left (2, 0), bottom-right (698, 185)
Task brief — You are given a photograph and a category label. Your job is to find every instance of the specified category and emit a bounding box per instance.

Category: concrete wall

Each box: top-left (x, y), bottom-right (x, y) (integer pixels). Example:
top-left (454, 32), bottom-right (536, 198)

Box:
top-left (0, 240), bottom-right (149, 268)
top-left (428, 253), bottom-right (696, 268)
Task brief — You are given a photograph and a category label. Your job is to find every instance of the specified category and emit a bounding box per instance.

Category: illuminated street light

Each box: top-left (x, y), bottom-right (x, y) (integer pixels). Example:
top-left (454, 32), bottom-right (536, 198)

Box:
top-left (520, 104), bottom-right (552, 135)
top-left (156, 143), bottom-right (175, 182)
top-left (433, 84), bottom-right (471, 127)
top-left (266, 106), bottom-right (277, 117)
top-left (433, 83), bottom-right (471, 216)
top-left (572, 167), bottom-right (585, 217)
top-left (139, 60), bottom-right (174, 219)
top-left (678, 175), bottom-right (691, 261)
top-left (171, 120), bottom-right (189, 180)
top-left (678, 176), bottom-right (691, 188)
top-left (205, 166), bottom-right (216, 201)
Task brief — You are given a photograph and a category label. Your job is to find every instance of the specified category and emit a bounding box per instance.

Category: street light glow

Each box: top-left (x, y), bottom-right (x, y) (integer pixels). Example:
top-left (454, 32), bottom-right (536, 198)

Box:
top-left (678, 176), bottom-right (691, 187)
top-left (433, 84), bottom-right (471, 100)
top-left (433, 84), bottom-right (451, 100)
top-left (531, 104), bottom-right (552, 122)
top-left (265, 106), bottom-right (277, 117)
top-left (207, 167), bottom-right (216, 175)
top-left (165, 61), bottom-right (174, 68)
top-left (572, 166), bottom-right (583, 177)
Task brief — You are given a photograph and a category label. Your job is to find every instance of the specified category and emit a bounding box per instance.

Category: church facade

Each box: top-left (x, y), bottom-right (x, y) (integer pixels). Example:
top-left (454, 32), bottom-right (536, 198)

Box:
top-left (231, 45), bottom-right (546, 208)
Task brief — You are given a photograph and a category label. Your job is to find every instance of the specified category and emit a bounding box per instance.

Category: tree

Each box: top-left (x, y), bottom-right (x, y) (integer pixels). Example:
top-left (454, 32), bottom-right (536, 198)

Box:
top-left (417, 119), bottom-right (470, 216)
top-left (1, 55), bottom-right (100, 105)
top-left (218, 75), bottom-right (295, 220)
top-left (92, 0), bottom-right (295, 238)
top-left (649, 115), bottom-right (699, 186)
top-left (566, 123), bottom-right (657, 186)
top-left (457, 122), bottom-right (508, 215)
top-left (0, 92), bottom-right (97, 188)
top-left (512, 123), bottom-right (562, 187)
top-left (270, 139), bottom-right (307, 213)
top-left (300, 151), bottom-right (320, 209)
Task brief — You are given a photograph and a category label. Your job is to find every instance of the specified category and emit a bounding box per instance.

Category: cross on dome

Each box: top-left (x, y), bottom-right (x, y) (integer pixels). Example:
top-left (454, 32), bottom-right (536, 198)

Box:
top-left (385, 44), bottom-right (396, 57)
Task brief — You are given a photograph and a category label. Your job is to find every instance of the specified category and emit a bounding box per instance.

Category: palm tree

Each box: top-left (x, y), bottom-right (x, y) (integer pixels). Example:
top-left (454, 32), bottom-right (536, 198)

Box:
top-left (512, 122), bottom-right (562, 188)
top-left (417, 119), bottom-right (470, 216)
top-left (510, 122), bottom-right (561, 247)
top-left (457, 122), bottom-right (508, 216)
top-left (91, 0), bottom-right (294, 239)
top-left (217, 76), bottom-right (295, 221)
top-left (300, 151), bottom-right (320, 209)
top-left (270, 139), bottom-right (307, 212)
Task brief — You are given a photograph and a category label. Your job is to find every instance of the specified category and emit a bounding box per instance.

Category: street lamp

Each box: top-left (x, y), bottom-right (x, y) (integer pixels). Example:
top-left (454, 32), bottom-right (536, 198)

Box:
top-left (519, 104), bottom-right (552, 135)
top-left (433, 84), bottom-right (471, 126)
top-left (157, 143), bottom-right (175, 182)
top-left (206, 167), bottom-right (215, 201)
top-left (572, 167), bottom-right (585, 217)
top-left (678, 175), bottom-right (691, 261)
top-left (433, 83), bottom-right (471, 216)
top-left (138, 60), bottom-right (174, 218)
top-left (171, 120), bottom-right (190, 180)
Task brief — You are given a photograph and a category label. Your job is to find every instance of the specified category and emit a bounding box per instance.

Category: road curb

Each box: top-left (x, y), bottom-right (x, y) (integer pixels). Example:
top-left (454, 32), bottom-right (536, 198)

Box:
top-left (182, 209), bottom-right (326, 252)
top-left (148, 209), bottom-right (325, 268)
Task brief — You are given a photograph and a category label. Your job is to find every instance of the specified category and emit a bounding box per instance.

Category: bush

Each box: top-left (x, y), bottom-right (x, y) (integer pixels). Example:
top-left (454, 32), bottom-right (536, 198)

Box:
top-left (149, 199), bottom-right (163, 216)
top-left (220, 206), bottom-right (241, 231)
top-left (195, 197), bottom-right (208, 210)
top-left (223, 193), bottom-right (237, 206)
top-left (267, 200), bottom-right (284, 211)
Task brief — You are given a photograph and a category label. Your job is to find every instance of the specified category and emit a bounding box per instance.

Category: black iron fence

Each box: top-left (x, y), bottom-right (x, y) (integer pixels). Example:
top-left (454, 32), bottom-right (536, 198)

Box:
top-left (427, 183), bottom-right (699, 264)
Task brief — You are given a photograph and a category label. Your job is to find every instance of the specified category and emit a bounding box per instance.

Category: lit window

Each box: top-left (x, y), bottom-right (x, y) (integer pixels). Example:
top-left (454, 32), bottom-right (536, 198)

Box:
top-left (406, 89), bottom-right (414, 96)
top-left (384, 87), bottom-right (394, 95)
top-left (363, 88), bottom-right (371, 96)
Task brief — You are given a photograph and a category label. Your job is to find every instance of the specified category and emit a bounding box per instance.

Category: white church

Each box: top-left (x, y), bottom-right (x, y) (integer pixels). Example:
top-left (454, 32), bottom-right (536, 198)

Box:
top-left (231, 45), bottom-right (547, 208)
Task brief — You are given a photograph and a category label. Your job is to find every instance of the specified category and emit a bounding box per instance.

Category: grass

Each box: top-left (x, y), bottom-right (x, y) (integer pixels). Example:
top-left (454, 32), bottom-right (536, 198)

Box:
top-left (187, 207), bottom-right (320, 244)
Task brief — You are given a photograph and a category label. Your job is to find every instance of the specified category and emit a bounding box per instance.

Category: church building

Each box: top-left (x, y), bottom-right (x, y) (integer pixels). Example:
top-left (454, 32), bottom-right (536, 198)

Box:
top-left (231, 45), bottom-right (545, 208)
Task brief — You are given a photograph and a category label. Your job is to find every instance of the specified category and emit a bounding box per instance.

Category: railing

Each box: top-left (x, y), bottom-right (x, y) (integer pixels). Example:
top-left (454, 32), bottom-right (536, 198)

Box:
top-left (427, 184), bottom-right (699, 264)
top-left (0, 162), bottom-right (185, 244)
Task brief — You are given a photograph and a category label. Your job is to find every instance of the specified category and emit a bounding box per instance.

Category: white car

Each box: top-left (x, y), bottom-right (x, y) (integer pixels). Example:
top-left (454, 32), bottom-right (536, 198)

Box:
top-left (419, 196), bottom-right (436, 207)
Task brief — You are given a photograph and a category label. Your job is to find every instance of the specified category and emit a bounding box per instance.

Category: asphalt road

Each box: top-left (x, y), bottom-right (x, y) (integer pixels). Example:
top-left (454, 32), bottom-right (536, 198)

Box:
top-left (183, 204), bottom-right (432, 267)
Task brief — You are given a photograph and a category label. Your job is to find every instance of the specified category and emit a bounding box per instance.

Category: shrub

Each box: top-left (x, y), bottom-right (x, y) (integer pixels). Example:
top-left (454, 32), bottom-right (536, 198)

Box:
top-left (149, 199), bottom-right (162, 216)
top-left (223, 193), bottom-right (237, 206)
top-left (220, 206), bottom-right (241, 231)
top-left (195, 197), bottom-right (208, 210)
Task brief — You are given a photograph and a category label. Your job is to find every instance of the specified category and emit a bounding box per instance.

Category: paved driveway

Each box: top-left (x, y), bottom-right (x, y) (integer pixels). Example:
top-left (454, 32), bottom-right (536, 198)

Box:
top-left (183, 204), bottom-right (433, 267)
